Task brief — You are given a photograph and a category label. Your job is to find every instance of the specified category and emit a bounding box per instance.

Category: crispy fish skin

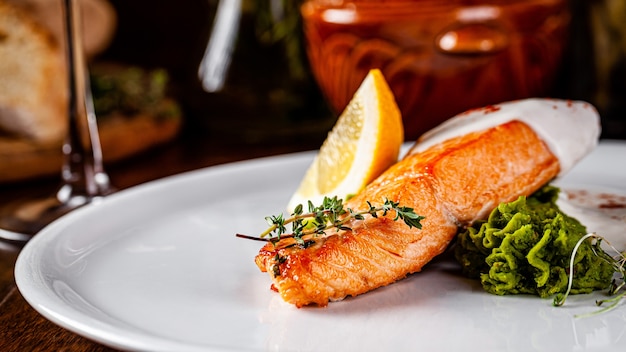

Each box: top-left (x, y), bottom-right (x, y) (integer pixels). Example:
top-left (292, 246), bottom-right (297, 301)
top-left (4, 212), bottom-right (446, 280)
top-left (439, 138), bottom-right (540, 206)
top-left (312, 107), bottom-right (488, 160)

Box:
top-left (255, 121), bottom-right (560, 307)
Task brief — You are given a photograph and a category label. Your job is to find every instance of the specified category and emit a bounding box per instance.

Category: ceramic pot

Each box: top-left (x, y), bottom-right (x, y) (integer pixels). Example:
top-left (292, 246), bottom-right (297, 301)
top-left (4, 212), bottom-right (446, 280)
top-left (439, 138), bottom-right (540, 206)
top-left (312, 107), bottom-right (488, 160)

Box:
top-left (301, 0), bottom-right (571, 140)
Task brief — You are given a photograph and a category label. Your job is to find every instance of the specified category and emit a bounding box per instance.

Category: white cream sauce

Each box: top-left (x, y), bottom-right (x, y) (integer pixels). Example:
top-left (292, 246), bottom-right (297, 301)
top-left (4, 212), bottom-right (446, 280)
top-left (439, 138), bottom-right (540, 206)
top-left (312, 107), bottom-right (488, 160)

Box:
top-left (410, 98), bottom-right (601, 177)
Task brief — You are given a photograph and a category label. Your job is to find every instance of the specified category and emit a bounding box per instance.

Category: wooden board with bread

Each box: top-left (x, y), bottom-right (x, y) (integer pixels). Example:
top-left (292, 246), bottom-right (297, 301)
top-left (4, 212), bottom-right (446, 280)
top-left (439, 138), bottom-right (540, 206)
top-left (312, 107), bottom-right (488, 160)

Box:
top-left (0, 0), bottom-right (182, 183)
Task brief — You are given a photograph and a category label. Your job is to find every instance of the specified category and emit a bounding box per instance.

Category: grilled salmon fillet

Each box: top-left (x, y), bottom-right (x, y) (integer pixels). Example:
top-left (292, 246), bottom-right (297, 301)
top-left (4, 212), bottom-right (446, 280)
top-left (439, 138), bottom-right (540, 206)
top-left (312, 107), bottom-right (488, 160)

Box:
top-left (255, 99), bottom-right (599, 307)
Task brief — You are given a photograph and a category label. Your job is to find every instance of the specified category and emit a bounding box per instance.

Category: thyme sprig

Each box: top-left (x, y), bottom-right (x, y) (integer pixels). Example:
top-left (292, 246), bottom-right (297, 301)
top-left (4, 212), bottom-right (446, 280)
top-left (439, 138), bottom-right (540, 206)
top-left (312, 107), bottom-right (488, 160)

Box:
top-left (553, 233), bottom-right (626, 317)
top-left (236, 196), bottom-right (424, 245)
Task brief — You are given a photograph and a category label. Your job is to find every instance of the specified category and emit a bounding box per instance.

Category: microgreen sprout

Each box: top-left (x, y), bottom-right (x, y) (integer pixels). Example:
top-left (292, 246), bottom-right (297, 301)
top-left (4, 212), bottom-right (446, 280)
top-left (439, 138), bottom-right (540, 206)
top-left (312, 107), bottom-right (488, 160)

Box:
top-left (553, 233), bottom-right (626, 317)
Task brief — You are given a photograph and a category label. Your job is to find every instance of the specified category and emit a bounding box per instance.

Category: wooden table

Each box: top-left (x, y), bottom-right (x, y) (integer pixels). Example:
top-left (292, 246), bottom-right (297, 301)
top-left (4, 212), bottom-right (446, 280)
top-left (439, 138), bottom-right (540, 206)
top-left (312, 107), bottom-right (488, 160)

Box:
top-left (0, 124), bottom-right (326, 351)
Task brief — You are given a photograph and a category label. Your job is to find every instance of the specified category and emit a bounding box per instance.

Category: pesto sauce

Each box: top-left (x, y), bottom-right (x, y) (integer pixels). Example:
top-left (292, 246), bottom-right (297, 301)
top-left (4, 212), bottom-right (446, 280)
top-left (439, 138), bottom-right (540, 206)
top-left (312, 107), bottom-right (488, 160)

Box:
top-left (455, 186), bottom-right (614, 298)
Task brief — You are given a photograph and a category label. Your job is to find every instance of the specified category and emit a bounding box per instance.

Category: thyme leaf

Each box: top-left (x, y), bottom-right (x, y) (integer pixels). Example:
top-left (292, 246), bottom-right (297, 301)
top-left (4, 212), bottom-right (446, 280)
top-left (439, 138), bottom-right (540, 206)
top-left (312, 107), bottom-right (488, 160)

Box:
top-left (236, 196), bottom-right (424, 245)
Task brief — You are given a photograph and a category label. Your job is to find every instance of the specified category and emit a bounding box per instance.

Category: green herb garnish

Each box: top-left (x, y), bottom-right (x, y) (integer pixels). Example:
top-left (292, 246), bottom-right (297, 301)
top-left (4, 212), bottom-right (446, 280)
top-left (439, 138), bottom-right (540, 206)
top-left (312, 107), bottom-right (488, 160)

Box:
top-left (90, 65), bottom-right (180, 119)
top-left (236, 196), bottom-right (424, 245)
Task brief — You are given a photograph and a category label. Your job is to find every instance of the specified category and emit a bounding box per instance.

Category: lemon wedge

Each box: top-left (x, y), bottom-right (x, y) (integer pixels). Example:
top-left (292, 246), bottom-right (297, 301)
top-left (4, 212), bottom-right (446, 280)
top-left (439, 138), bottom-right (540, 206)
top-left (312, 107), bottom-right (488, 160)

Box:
top-left (287, 69), bottom-right (404, 213)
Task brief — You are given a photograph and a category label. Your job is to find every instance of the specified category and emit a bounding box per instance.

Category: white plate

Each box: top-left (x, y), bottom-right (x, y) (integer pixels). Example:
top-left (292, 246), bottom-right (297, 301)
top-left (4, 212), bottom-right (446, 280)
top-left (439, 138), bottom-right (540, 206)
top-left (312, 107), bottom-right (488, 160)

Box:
top-left (15, 140), bottom-right (626, 352)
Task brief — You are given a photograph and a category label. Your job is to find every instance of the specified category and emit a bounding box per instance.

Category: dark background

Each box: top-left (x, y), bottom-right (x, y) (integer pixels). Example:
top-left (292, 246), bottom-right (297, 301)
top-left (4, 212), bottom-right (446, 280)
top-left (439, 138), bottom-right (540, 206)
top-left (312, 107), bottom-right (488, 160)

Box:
top-left (97, 0), bottom-right (625, 141)
top-left (97, 0), bottom-right (335, 147)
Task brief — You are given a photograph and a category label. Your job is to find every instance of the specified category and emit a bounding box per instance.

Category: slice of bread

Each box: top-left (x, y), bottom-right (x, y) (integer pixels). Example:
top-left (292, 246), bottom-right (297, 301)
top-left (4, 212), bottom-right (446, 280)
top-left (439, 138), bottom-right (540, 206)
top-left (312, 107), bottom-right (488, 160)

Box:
top-left (5, 0), bottom-right (117, 59)
top-left (0, 1), bottom-right (67, 142)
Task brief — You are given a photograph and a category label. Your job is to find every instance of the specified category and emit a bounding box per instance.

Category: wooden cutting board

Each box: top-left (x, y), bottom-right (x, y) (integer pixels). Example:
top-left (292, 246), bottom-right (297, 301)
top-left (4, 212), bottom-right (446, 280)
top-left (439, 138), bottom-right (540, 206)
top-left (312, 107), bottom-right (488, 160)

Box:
top-left (0, 111), bottom-right (181, 183)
